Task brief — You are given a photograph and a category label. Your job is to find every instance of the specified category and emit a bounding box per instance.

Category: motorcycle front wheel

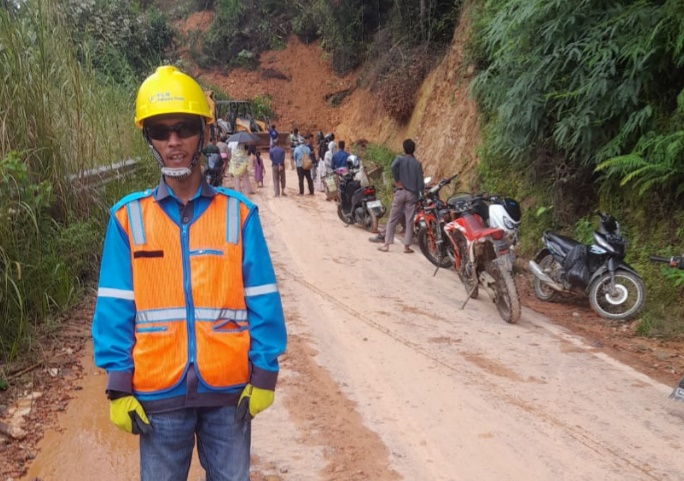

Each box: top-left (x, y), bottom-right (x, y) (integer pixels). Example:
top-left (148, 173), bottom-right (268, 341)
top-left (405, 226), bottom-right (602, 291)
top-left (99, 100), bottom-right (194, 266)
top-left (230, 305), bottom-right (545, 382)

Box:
top-left (533, 254), bottom-right (560, 302)
top-left (486, 259), bottom-right (521, 324)
top-left (418, 223), bottom-right (452, 268)
top-left (588, 270), bottom-right (645, 321)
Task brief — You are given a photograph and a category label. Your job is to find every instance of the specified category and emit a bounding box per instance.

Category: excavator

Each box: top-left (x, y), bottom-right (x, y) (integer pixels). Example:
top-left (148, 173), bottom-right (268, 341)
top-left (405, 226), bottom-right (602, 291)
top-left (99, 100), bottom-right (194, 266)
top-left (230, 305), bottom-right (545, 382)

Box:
top-left (214, 100), bottom-right (268, 135)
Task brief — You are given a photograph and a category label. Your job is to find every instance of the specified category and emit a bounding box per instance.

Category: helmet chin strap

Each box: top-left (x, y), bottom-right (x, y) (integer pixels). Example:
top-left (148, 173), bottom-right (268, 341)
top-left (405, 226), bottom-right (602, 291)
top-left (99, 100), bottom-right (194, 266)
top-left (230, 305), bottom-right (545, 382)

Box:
top-left (144, 119), bottom-right (206, 180)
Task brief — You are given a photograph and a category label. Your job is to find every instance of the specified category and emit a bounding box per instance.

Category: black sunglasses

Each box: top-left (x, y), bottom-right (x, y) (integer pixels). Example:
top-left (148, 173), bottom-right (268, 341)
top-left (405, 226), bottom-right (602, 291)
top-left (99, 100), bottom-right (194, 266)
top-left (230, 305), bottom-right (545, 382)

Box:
top-left (145, 120), bottom-right (202, 141)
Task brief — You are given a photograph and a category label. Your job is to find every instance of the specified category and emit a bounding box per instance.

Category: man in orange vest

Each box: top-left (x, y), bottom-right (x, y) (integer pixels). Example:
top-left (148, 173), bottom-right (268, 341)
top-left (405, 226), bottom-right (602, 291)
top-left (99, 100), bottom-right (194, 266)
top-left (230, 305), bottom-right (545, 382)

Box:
top-left (91, 66), bottom-right (287, 481)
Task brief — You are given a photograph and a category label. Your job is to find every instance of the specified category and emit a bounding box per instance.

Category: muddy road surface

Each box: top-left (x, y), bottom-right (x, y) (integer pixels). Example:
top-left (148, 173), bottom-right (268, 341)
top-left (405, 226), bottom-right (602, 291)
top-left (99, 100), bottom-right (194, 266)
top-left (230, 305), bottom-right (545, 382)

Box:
top-left (22, 167), bottom-right (684, 480)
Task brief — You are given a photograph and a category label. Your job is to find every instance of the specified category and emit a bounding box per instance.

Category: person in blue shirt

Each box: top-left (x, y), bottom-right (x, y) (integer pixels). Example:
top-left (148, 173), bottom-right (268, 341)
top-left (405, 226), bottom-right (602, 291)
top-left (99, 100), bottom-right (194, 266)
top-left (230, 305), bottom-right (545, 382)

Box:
top-left (293, 133), bottom-right (315, 195)
top-left (267, 124), bottom-right (278, 148)
top-left (269, 138), bottom-right (287, 197)
top-left (331, 140), bottom-right (350, 171)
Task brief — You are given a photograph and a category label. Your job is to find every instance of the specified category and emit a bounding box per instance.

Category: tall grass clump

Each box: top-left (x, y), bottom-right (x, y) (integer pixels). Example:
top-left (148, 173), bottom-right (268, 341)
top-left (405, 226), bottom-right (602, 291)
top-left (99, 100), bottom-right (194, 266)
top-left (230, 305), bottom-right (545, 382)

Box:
top-left (0, 0), bottom-right (155, 362)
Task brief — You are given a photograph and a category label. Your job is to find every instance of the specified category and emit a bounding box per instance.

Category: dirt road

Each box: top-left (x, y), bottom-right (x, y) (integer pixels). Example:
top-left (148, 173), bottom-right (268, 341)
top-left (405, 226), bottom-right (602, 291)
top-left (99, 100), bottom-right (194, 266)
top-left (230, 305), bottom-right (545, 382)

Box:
top-left (22, 167), bottom-right (684, 480)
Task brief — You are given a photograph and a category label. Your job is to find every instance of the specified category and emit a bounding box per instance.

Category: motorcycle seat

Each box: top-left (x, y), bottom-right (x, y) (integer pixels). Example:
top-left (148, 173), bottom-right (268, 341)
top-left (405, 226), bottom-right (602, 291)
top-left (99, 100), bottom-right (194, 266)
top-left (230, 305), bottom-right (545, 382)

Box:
top-left (543, 232), bottom-right (581, 255)
top-left (459, 214), bottom-right (504, 240)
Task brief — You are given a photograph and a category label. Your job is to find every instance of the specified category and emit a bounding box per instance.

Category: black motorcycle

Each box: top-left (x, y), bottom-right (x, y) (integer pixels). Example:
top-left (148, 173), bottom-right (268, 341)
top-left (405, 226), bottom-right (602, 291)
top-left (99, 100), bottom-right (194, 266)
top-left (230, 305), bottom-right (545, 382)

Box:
top-left (336, 167), bottom-right (386, 232)
top-left (528, 212), bottom-right (645, 321)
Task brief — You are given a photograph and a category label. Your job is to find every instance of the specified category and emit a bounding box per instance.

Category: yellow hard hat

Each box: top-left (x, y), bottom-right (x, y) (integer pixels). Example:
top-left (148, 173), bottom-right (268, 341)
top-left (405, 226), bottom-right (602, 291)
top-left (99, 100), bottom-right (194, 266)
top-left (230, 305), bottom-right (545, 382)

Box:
top-left (134, 66), bottom-right (214, 128)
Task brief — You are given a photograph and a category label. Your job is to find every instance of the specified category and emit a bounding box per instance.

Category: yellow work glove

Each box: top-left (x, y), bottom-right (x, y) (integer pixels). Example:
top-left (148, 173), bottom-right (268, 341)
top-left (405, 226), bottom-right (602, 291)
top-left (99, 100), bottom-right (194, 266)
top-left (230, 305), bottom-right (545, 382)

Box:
top-left (109, 396), bottom-right (152, 435)
top-left (235, 384), bottom-right (274, 422)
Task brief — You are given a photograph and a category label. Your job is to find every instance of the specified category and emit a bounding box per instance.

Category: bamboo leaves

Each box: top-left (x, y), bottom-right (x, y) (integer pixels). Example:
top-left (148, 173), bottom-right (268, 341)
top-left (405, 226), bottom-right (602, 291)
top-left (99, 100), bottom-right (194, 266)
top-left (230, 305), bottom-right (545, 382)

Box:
top-left (470, 0), bottom-right (684, 201)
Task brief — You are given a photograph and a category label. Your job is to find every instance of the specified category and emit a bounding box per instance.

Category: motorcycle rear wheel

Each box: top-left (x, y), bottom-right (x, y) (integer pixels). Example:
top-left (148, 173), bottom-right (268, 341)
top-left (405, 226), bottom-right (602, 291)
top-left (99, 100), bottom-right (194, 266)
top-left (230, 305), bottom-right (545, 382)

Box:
top-left (337, 205), bottom-right (353, 225)
top-left (363, 209), bottom-right (379, 233)
top-left (588, 270), bottom-right (644, 321)
top-left (418, 224), bottom-right (452, 268)
top-left (533, 254), bottom-right (560, 302)
top-left (487, 259), bottom-right (521, 324)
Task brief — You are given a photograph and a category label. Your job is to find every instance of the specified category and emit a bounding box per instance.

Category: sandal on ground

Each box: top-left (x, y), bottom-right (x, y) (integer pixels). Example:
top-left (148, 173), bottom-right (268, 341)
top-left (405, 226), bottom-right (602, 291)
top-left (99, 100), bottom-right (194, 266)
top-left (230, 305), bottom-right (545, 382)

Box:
top-left (378, 245), bottom-right (389, 252)
top-left (404, 247), bottom-right (414, 254)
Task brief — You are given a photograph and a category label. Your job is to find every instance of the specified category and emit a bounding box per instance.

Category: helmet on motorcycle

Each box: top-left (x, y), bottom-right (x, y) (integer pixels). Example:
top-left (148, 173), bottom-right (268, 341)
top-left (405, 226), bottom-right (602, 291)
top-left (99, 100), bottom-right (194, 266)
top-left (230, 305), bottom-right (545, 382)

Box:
top-left (347, 154), bottom-right (360, 169)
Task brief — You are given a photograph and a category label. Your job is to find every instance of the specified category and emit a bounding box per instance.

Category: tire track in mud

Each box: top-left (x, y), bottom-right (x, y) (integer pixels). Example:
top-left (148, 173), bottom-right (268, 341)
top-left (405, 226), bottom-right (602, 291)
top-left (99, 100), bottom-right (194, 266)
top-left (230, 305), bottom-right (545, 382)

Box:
top-left (278, 265), bottom-right (671, 481)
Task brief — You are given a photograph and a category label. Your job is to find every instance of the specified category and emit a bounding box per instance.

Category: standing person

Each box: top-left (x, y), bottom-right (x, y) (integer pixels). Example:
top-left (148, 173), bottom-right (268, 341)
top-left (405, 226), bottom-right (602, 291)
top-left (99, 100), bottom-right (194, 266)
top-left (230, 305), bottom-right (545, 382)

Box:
top-left (253, 150), bottom-right (264, 188)
top-left (293, 134), bottom-right (315, 195)
top-left (317, 132), bottom-right (328, 167)
top-left (269, 138), bottom-right (287, 197)
top-left (306, 134), bottom-right (318, 182)
top-left (331, 140), bottom-right (350, 172)
top-left (267, 124), bottom-right (278, 148)
top-left (216, 134), bottom-right (231, 187)
top-left (288, 128), bottom-right (300, 170)
top-left (327, 133), bottom-right (337, 157)
top-left (203, 136), bottom-right (220, 171)
top-left (91, 65), bottom-right (287, 481)
top-left (230, 143), bottom-right (253, 195)
top-left (315, 149), bottom-right (327, 193)
top-left (377, 139), bottom-right (424, 254)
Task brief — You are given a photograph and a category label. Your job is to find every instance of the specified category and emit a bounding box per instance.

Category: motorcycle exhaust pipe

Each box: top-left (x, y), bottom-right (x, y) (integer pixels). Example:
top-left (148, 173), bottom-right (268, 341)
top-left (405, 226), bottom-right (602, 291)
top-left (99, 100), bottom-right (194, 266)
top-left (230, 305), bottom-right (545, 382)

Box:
top-left (528, 260), bottom-right (564, 291)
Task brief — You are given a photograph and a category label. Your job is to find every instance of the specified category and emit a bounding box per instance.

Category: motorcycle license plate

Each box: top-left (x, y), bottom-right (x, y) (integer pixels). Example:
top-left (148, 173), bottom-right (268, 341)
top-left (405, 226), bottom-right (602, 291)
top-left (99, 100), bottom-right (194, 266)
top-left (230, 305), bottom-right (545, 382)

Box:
top-left (367, 200), bottom-right (382, 209)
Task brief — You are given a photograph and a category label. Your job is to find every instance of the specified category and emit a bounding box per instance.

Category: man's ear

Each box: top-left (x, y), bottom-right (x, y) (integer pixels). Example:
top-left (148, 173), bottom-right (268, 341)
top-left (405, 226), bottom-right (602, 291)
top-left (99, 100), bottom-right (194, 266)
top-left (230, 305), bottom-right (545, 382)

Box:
top-left (204, 122), bottom-right (211, 139)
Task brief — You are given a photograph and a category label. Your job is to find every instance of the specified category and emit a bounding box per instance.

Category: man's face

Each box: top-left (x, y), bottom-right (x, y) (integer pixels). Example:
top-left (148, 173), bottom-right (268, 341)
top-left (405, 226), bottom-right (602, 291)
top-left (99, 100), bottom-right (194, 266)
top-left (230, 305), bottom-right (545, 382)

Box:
top-left (144, 114), bottom-right (203, 169)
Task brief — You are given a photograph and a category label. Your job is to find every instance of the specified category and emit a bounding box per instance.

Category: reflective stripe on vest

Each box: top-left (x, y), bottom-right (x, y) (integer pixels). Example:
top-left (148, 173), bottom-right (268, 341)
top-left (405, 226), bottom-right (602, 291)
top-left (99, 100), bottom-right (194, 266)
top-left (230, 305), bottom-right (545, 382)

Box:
top-left (128, 196), bottom-right (242, 246)
top-left (114, 193), bottom-right (252, 393)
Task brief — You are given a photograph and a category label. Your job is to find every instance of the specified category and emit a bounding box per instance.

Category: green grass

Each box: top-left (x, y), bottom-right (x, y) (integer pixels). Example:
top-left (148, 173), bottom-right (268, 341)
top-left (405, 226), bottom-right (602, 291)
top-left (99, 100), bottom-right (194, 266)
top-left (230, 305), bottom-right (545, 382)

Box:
top-left (0, 2), bottom-right (155, 362)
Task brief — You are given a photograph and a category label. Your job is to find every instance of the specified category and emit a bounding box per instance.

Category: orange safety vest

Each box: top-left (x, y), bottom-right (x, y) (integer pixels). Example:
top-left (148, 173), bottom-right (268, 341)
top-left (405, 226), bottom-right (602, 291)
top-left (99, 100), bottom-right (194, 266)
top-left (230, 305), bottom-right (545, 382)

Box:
top-left (114, 193), bottom-right (252, 393)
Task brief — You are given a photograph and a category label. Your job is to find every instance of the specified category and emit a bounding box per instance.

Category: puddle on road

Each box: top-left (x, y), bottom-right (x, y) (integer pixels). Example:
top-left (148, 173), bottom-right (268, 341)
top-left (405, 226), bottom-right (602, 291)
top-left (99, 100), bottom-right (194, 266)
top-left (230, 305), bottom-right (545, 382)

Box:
top-left (22, 343), bottom-right (204, 481)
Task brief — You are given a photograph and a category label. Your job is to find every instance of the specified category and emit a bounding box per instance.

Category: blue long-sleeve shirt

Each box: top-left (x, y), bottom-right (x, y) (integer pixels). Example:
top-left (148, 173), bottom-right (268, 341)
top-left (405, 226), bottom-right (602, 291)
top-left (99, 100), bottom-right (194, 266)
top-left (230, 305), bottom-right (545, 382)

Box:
top-left (331, 150), bottom-right (349, 170)
top-left (91, 178), bottom-right (287, 412)
top-left (269, 145), bottom-right (286, 166)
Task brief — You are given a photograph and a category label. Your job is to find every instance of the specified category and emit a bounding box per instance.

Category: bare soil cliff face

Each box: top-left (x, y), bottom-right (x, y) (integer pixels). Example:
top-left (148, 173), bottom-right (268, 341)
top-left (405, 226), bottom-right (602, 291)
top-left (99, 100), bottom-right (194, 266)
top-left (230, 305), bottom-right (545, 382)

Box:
top-left (336, 18), bottom-right (481, 187)
top-left (184, 11), bottom-right (480, 186)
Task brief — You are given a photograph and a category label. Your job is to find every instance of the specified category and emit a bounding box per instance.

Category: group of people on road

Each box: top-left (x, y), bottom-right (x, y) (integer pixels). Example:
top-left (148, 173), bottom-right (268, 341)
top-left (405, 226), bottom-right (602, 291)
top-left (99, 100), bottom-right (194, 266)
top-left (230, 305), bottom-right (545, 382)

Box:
top-left (91, 64), bottom-right (423, 481)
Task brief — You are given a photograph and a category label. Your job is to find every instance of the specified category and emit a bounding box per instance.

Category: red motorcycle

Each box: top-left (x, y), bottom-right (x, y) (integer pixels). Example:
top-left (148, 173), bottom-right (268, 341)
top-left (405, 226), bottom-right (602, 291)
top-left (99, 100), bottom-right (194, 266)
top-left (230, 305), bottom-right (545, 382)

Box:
top-left (415, 174), bottom-right (459, 268)
top-left (443, 194), bottom-right (521, 324)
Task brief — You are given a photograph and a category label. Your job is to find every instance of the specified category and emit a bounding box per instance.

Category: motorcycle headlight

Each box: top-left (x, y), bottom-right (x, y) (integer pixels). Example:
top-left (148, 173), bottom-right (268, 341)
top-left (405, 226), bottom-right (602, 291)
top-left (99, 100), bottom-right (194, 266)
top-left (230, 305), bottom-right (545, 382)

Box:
top-left (503, 217), bottom-right (516, 230)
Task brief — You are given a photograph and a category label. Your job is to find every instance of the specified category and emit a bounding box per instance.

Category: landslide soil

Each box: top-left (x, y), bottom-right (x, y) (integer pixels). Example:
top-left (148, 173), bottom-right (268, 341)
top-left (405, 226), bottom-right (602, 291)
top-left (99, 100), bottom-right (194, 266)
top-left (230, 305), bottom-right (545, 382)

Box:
top-left (2, 11), bottom-right (684, 480)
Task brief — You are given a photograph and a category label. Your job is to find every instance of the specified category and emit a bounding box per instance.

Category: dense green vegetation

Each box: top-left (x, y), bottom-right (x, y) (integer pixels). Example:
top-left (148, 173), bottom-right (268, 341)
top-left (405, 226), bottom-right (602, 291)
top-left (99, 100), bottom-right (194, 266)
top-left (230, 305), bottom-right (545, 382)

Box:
top-left (0, 0), bottom-right (170, 363)
top-left (469, 0), bottom-right (684, 335)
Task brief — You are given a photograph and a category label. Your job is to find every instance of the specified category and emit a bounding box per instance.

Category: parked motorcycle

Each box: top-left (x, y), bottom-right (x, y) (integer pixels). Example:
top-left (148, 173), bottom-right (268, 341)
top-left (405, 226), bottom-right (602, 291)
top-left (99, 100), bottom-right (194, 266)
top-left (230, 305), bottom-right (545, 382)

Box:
top-left (416, 174), bottom-right (459, 268)
top-left (444, 194), bottom-right (521, 324)
top-left (650, 254), bottom-right (684, 402)
top-left (447, 192), bottom-right (522, 255)
top-left (336, 157), bottom-right (386, 232)
top-left (529, 212), bottom-right (645, 321)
